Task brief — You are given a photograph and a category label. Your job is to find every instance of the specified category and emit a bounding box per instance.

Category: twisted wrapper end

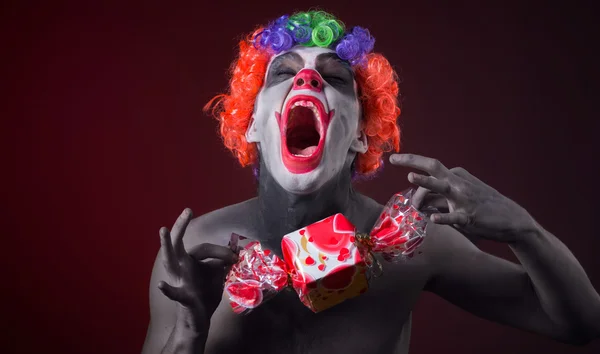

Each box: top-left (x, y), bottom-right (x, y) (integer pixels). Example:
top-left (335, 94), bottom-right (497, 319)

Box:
top-left (366, 188), bottom-right (438, 263)
top-left (224, 236), bottom-right (289, 314)
top-left (355, 232), bottom-right (384, 278)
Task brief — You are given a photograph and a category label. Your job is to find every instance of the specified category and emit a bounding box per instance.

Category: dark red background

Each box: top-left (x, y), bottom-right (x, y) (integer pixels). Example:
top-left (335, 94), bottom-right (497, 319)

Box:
top-left (2, 1), bottom-right (599, 353)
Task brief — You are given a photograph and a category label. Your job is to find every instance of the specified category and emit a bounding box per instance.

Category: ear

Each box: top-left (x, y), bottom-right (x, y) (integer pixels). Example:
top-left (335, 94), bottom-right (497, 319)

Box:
top-left (245, 116), bottom-right (259, 143)
top-left (350, 128), bottom-right (368, 154)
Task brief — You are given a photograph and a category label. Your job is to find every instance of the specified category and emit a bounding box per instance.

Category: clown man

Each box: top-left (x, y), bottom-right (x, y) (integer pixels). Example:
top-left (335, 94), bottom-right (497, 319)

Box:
top-left (142, 10), bottom-right (600, 354)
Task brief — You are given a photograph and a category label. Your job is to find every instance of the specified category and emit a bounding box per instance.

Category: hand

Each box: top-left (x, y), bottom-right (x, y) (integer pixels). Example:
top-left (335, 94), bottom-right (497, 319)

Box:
top-left (389, 153), bottom-right (537, 243)
top-left (158, 209), bottom-right (238, 332)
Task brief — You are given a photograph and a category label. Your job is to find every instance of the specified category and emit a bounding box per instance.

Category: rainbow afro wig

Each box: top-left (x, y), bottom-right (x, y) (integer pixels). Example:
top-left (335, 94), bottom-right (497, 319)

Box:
top-left (205, 10), bottom-right (401, 175)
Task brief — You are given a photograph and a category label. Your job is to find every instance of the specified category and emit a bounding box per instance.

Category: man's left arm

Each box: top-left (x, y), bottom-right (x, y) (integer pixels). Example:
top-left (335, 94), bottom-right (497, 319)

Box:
top-left (390, 153), bottom-right (600, 345)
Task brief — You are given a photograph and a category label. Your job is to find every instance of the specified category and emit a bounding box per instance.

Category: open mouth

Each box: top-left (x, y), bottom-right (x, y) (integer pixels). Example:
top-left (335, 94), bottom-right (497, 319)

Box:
top-left (276, 95), bottom-right (334, 174)
top-left (286, 101), bottom-right (322, 156)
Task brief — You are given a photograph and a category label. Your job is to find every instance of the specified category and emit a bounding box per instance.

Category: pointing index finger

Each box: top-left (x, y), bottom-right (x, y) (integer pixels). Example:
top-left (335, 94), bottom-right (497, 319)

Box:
top-left (171, 208), bottom-right (193, 255)
top-left (389, 153), bottom-right (449, 178)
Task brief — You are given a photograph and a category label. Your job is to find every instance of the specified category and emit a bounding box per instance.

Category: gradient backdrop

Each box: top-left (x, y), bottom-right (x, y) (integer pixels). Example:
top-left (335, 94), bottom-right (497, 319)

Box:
top-left (2, 1), bottom-right (599, 353)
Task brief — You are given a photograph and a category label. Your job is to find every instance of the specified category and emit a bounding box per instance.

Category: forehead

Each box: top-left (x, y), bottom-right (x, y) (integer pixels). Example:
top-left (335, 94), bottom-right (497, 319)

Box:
top-left (269, 46), bottom-right (337, 68)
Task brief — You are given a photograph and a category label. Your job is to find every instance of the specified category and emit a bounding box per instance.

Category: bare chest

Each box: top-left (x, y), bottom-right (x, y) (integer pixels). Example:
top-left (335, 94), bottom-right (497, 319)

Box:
top-left (206, 260), bottom-right (428, 354)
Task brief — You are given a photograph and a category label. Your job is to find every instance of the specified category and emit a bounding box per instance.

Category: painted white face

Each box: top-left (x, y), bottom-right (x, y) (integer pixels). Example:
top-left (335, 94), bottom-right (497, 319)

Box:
top-left (246, 46), bottom-right (368, 194)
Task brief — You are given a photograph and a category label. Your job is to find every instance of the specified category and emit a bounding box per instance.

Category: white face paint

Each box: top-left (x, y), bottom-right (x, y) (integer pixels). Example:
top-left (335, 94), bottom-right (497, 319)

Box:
top-left (246, 46), bottom-right (368, 194)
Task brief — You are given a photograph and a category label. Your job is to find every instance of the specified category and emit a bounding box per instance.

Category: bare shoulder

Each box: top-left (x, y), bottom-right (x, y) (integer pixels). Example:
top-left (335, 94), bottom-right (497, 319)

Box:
top-left (351, 192), bottom-right (385, 231)
top-left (181, 198), bottom-right (259, 250)
top-left (418, 221), bottom-right (479, 272)
top-left (356, 192), bottom-right (384, 213)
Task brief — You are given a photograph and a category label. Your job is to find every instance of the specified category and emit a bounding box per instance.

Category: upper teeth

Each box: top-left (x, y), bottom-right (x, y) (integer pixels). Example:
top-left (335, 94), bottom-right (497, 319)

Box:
top-left (292, 100), bottom-right (322, 132)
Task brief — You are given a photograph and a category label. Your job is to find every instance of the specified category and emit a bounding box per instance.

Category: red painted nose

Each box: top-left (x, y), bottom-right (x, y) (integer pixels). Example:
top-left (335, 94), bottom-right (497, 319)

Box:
top-left (292, 69), bottom-right (323, 93)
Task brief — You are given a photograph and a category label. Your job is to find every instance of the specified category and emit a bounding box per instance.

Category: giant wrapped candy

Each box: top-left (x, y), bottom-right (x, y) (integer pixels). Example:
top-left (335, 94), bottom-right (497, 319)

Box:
top-left (224, 189), bottom-right (434, 314)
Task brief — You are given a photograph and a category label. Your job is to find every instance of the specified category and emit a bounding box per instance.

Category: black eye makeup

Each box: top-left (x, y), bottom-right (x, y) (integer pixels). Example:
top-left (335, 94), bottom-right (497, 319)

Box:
top-left (316, 53), bottom-right (355, 97)
top-left (265, 52), bottom-right (304, 87)
top-left (276, 68), bottom-right (296, 77)
top-left (322, 74), bottom-right (347, 84)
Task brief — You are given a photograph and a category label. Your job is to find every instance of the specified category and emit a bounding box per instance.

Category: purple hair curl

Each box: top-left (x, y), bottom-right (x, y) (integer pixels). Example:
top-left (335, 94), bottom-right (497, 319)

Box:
top-left (352, 26), bottom-right (375, 53)
top-left (335, 26), bottom-right (375, 66)
top-left (254, 15), bottom-right (294, 52)
top-left (336, 34), bottom-right (362, 64)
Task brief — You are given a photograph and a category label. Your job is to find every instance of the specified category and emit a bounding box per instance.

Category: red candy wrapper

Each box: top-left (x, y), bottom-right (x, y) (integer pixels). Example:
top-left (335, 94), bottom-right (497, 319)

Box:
top-left (369, 189), bottom-right (430, 261)
top-left (224, 188), bottom-right (434, 314)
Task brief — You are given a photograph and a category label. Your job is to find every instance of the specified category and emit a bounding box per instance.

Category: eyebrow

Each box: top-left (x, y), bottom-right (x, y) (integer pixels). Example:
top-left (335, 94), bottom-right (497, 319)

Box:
top-left (269, 51), bottom-right (304, 69)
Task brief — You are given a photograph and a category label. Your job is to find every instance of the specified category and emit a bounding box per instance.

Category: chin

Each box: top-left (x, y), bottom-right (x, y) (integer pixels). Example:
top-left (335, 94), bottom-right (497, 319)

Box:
top-left (271, 154), bottom-right (355, 195)
top-left (275, 168), bottom-right (330, 195)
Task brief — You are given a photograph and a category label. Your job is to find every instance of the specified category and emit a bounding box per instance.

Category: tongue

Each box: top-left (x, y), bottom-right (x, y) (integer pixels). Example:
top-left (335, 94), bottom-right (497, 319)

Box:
top-left (290, 145), bottom-right (318, 156)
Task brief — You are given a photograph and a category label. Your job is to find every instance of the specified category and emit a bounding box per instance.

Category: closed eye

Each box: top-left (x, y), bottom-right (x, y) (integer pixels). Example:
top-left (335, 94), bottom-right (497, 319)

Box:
top-left (277, 70), bottom-right (296, 77)
top-left (323, 76), bottom-right (346, 84)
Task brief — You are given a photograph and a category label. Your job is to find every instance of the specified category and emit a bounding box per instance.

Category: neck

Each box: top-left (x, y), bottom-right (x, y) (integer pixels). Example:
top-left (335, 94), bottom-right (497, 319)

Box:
top-left (255, 158), bottom-right (357, 245)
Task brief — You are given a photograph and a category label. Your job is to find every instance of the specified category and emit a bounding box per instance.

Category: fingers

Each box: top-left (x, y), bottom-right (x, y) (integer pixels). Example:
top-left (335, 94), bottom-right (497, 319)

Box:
top-left (411, 186), bottom-right (429, 209)
top-left (389, 153), bottom-right (449, 179)
top-left (202, 258), bottom-right (232, 268)
top-left (412, 186), bottom-right (449, 211)
top-left (160, 227), bottom-right (178, 275)
top-left (421, 193), bottom-right (450, 211)
top-left (189, 243), bottom-right (238, 265)
top-left (431, 212), bottom-right (471, 226)
top-left (408, 173), bottom-right (452, 197)
top-left (158, 281), bottom-right (188, 304)
top-left (171, 208), bottom-right (193, 256)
